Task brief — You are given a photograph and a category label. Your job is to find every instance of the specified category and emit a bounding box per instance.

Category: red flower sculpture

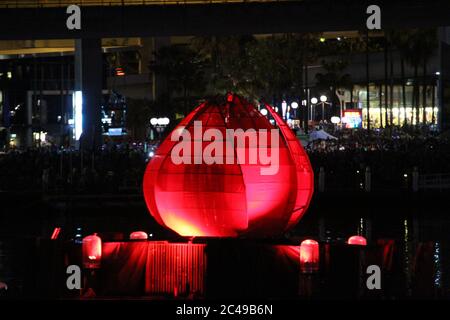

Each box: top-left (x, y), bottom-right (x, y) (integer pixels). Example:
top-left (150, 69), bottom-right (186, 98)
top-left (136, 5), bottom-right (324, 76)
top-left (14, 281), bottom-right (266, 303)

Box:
top-left (143, 94), bottom-right (314, 237)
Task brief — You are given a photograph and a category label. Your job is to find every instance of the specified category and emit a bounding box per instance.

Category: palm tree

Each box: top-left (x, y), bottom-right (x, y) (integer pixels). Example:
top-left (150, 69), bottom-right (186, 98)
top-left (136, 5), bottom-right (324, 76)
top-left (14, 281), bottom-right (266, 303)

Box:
top-left (388, 32), bottom-right (394, 126)
top-left (242, 34), bottom-right (304, 101)
top-left (419, 30), bottom-right (438, 125)
top-left (191, 35), bottom-right (256, 95)
top-left (393, 29), bottom-right (437, 127)
top-left (126, 98), bottom-right (153, 141)
top-left (365, 30), bottom-right (371, 131)
top-left (383, 33), bottom-right (389, 127)
top-left (315, 60), bottom-right (352, 120)
top-left (149, 44), bottom-right (208, 115)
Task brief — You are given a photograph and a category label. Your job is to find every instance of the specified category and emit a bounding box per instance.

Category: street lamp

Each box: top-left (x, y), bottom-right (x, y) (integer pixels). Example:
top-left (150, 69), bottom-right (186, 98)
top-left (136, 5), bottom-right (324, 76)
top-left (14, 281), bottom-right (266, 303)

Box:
top-left (330, 116), bottom-right (341, 124)
top-left (331, 116), bottom-right (341, 131)
top-left (311, 96), bottom-right (331, 121)
top-left (281, 100), bottom-right (288, 120)
top-left (291, 101), bottom-right (299, 119)
top-left (157, 117), bottom-right (170, 126)
top-left (150, 117), bottom-right (170, 140)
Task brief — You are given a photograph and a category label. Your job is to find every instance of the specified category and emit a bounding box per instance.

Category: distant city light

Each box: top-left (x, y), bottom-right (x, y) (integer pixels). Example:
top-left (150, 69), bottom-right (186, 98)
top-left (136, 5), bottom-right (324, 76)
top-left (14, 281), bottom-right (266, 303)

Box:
top-left (157, 117), bottom-right (170, 126)
top-left (151, 117), bottom-right (170, 126)
top-left (51, 227), bottom-right (61, 240)
top-left (162, 117), bottom-right (170, 125)
top-left (435, 71), bottom-right (440, 76)
top-left (319, 37), bottom-right (326, 42)
top-left (260, 108), bottom-right (268, 116)
top-left (331, 116), bottom-right (341, 124)
top-left (337, 37), bottom-right (341, 41)
top-left (101, 116), bottom-right (112, 124)
top-left (115, 67), bottom-right (125, 76)
top-left (311, 97), bottom-right (318, 104)
top-left (108, 128), bottom-right (123, 136)
top-left (73, 91), bottom-right (83, 141)
top-left (291, 101), bottom-right (299, 109)
top-left (320, 95), bottom-right (327, 102)
top-left (281, 100), bottom-right (287, 118)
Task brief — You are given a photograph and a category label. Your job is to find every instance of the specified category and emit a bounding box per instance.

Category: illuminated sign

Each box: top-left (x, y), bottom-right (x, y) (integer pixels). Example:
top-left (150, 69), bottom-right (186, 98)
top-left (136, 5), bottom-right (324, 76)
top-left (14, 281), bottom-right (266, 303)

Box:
top-left (342, 109), bottom-right (362, 129)
top-left (73, 91), bottom-right (83, 140)
top-left (108, 128), bottom-right (123, 136)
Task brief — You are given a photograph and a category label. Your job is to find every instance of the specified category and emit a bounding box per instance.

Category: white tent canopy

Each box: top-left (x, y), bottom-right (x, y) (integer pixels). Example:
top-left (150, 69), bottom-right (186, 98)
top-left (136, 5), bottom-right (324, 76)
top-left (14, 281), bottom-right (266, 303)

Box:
top-left (309, 129), bottom-right (338, 141)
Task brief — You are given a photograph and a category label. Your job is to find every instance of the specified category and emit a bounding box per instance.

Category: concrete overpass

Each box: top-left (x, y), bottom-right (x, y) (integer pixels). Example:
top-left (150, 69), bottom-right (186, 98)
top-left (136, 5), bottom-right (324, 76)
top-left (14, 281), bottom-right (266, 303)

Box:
top-left (1, 0), bottom-right (449, 149)
top-left (0, 0), bottom-right (449, 40)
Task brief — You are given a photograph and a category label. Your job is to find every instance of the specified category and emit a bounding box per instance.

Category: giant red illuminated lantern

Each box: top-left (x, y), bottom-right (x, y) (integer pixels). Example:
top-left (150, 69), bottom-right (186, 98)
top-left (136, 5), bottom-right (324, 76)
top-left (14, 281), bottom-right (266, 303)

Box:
top-left (143, 94), bottom-right (314, 237)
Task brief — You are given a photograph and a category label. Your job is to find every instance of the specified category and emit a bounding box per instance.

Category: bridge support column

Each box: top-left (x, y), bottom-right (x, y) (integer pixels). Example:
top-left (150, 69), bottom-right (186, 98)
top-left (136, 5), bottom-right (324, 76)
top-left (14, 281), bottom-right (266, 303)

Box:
top-left (438, 27), bottom-right (450, 131)
top-left (75, 38), bottom-right (103, 150)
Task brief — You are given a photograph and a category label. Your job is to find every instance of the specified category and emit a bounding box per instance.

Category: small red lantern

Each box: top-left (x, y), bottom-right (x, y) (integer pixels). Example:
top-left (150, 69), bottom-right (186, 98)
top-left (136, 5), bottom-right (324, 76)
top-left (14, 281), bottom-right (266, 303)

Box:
top-left (347, 235), bottom-right (367, 246)
top-left (82, 233), bottom-right (102, 269)
top-left (300, 239), bottom-right (320, 273)
top-left (129, 231), bottom-right (148, 240)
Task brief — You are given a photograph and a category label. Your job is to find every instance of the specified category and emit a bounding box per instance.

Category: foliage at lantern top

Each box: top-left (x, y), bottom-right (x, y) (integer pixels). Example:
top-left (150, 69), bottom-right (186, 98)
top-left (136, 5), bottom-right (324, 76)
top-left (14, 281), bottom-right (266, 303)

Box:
top-left (82, 233), bottom-right (102, 269)
top-left (130, 231), bottom-right (148, 240)
top-left (143, 94), bottom-right (314, 237)
top-left (347, 235), bottom-right (367, 246)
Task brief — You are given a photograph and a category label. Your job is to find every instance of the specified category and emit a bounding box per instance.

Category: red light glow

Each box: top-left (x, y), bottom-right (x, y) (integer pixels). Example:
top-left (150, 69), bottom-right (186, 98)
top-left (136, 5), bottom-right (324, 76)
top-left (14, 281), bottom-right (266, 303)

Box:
top-left (115, 67), bottom-right (125, 76)
top-left (130, 231), bottom-right (148, 240)
top-left (50, 227), bottom-right (61, 240)
top-left (82, 234), bottom-right (102, 268)
top-left (143, 95), bottom-right (314, 237)
top-left (299, 239), bottom-right (319, 273)
top-left (347, 235), bottom-right (367, 246)
top-left (101, 242), bottom-right (207, 296)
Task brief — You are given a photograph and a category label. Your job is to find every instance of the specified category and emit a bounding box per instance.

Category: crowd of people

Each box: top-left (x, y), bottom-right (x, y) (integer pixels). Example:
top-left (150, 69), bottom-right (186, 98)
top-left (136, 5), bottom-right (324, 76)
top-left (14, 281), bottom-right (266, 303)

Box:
top-left (306, 128), bottom-right (450, 189)
top-left (1, 128), bottom-right (450, 193)
top-left (0, 143), bottom-right (149, 193)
